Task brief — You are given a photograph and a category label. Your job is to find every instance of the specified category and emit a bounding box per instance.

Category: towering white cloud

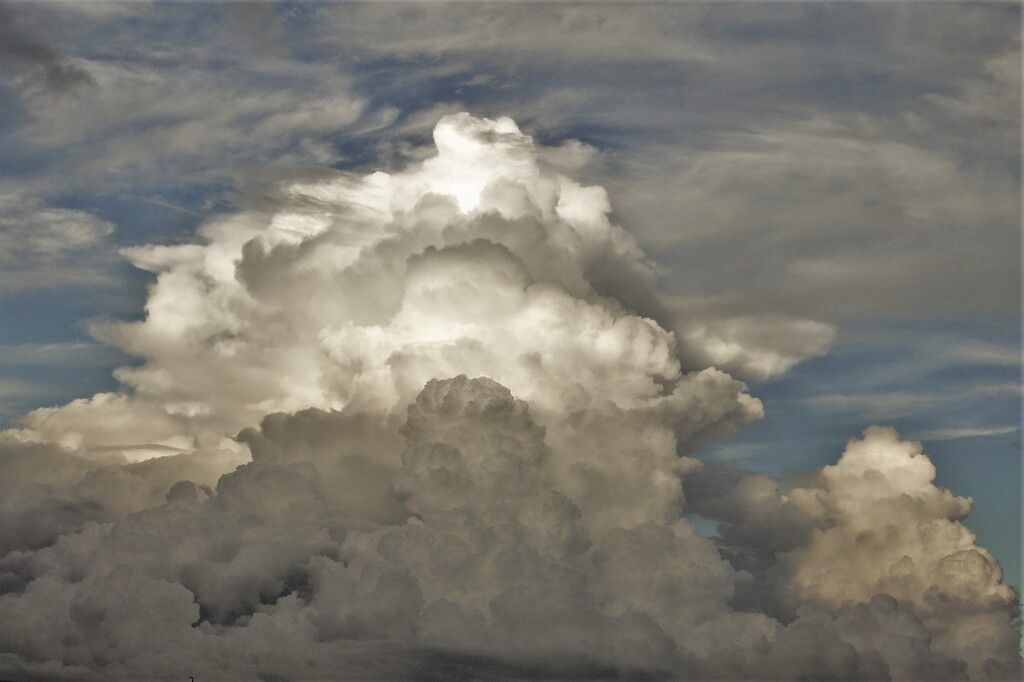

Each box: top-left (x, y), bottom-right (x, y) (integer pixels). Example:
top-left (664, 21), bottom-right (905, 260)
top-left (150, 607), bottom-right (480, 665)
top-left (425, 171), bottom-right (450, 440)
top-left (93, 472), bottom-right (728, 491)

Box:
top-left (10, 113), bottom-right (759, 468)
top-left (0, 114), bottom-right (1018, 679)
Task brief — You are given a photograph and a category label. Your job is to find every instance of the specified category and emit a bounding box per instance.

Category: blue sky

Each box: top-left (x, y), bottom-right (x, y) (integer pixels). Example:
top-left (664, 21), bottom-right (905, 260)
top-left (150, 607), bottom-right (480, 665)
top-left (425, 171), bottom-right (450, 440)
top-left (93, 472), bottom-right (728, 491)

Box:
top-left (1, 0), bottom-right (1020, 594)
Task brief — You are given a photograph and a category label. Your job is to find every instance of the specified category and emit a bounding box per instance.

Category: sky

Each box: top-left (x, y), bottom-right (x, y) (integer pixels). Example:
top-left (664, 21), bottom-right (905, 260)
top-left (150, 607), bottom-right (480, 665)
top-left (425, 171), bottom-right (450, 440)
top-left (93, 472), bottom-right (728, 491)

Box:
top-left (0, 1), bottom-right (1020, 680)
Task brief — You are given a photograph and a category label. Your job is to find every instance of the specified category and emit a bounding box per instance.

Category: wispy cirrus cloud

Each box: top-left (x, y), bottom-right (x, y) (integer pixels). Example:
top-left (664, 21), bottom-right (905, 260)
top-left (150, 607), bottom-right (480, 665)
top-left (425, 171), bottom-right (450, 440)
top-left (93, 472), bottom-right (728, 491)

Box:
top-left (0, 193), bottom-right (119, 291)
top-left (913, 425), bottom-right (1019, 441)
top-left (810, 382), bottom-right (1021, 421)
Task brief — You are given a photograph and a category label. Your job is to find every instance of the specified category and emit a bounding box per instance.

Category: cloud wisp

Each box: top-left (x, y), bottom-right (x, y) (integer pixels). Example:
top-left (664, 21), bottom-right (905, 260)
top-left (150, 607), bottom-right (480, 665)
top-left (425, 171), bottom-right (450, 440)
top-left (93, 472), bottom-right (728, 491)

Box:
top-left (0, 194), bottom-right (118, 292)
top-left (0, 114), bottom-right (1019, 679)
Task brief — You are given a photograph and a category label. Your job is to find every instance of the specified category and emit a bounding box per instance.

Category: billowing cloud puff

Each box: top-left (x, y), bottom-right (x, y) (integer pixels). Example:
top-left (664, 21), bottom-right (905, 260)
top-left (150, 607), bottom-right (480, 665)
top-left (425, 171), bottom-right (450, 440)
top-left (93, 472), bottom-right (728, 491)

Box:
top-left (3, 379), bottom-right (1018, 679)
top-left (687, 426), bottom-right (1021, 679)
top-left (779, 427), bottom-right (1020, 678)
top-left (9, 113), bottom-right (759, 467)
top-left (0, 114), bottom-right (1018, 679)
top-left (676, 313), bottom-right (836, 381)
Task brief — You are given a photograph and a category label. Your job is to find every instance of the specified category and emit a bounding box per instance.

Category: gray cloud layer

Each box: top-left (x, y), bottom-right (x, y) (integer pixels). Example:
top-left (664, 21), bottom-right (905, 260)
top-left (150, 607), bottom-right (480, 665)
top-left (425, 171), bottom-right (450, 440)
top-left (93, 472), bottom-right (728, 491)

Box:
top-left (313, 1), bottom-right (1020, 321)
top-left (2, 387), bottom-right (1018, 678)
top-left (2, 2), bottom-right (1016, 335)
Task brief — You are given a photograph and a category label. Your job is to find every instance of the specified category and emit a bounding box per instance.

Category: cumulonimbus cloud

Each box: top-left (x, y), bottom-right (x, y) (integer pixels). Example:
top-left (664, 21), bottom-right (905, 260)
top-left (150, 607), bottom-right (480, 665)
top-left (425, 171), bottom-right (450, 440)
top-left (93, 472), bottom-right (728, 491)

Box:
top-left (0, 114), bottom-right (1018, 679)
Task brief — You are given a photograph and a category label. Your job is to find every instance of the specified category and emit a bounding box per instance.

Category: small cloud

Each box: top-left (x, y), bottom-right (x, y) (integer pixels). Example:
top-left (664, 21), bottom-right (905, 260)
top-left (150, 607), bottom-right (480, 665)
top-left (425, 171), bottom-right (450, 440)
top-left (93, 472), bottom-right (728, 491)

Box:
top-left (810, 382), bottom-right (1021, 421)
top-left (458, 73), bottom-right (494, 88)
top-left (129, 195), bottom-right (204, 218)
top-left (952, 341), bottom-right (1021, 367)
top-left (0, 193), bottom-right (117, 291)
top-left (915, 426), bottom-right (1019, 441)
top-left (0, 342), bottom-right (127, 368)
top-left (676, 314), bottom-right (836, 381)
top-left (0, 378), bottom-right (48, 422)
top-left (0, 378), bottom-right (44, 401)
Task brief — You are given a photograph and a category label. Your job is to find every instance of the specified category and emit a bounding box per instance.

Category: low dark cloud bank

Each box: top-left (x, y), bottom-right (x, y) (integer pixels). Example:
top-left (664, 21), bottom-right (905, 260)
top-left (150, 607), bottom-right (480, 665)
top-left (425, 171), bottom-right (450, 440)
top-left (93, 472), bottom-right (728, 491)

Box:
top-left (0, 115), bottom-right (1018, 679)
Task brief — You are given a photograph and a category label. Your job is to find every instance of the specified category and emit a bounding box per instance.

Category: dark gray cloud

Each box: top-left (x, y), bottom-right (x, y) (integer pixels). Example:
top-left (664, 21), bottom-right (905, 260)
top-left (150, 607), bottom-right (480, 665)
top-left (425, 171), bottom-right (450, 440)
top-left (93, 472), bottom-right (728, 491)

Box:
top-left (2, 383), bottom-right (1018, 679)
top-left (0, 1), bottom-right (94, 95)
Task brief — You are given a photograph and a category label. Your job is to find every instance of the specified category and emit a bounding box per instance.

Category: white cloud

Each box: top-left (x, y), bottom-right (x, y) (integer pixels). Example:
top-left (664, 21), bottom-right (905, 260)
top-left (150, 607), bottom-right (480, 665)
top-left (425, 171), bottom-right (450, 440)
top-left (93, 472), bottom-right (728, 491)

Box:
top-left (0, 0), bottom-right (1019, 672)
top-left (686, 427), bottom-right (1021, 679)
top-left (12, 114), bottom-right (761, 467)
top-left (0, 114), bottom-right (1018, 679)
top-left (780, 427), bottom-right (1020, 678)
top-left (914, 426), bottom-right (1019, 441)
top-left (676, 313), bottom-right (836, 381)
top-left (0, 342), bottom-right (126, 367)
